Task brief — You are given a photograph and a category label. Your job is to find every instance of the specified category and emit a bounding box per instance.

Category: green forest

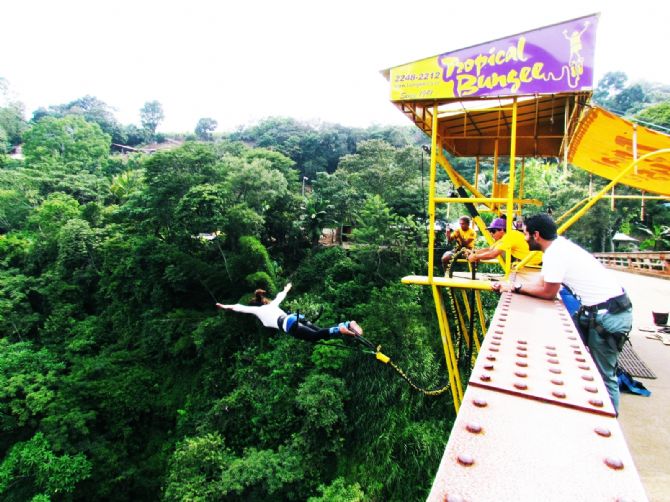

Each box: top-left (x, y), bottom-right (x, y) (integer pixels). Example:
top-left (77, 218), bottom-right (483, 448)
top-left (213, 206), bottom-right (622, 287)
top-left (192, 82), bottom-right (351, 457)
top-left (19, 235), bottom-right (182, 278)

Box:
top-left (0, 72), bottom-right (669, 501)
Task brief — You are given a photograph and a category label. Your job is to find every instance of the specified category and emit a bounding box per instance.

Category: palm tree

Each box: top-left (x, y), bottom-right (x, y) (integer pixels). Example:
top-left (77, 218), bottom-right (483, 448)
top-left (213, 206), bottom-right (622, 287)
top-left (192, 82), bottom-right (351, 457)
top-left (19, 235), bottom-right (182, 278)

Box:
top-left (637, 223), bottom-right (670, 251)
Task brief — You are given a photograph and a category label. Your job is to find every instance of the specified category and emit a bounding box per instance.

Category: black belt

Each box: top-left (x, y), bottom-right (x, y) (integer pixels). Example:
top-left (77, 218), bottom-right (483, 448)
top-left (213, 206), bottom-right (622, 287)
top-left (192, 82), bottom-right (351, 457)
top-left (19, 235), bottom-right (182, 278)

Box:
top-left (277, 314), bottom-right (286, 331)
top-left (586, 292), bottom-right (629, 312)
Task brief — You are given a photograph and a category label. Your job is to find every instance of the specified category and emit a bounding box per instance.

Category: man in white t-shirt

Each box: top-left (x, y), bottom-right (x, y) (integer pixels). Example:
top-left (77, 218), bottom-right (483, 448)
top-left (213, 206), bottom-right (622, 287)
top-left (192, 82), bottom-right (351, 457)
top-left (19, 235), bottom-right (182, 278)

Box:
top-left (492, 213), bottom-right (632, 413)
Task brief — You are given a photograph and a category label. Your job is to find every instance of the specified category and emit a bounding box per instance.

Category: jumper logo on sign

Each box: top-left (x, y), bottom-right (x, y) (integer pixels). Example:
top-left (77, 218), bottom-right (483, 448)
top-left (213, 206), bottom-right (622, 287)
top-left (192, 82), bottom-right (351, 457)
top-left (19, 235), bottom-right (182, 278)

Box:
top-left (387, 14), bottom-right (598, 100)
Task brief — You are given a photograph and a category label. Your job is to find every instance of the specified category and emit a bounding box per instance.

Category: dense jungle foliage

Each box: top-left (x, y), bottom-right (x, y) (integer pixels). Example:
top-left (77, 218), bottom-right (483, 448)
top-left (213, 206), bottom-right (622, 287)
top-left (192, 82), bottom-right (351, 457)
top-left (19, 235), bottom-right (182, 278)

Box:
top-left (0, 73), bottom-right (668, 501)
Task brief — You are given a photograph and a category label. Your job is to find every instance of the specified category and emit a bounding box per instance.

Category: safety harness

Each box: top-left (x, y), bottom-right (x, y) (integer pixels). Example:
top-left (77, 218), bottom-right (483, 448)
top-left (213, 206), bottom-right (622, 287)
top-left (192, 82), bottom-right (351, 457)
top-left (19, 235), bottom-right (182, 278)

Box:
top-left (574, 291), bottom-right (633, 351)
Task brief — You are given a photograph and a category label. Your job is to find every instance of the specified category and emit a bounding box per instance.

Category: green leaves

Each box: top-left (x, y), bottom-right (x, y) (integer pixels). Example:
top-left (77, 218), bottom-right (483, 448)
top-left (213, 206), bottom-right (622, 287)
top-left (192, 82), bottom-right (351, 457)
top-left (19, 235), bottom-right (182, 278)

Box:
top-left (23, 116), bottom-right (111, 172)
top-left (0, 432), bottom-right (91, 499)
top-left (0, 340), bottom-right (64, 431)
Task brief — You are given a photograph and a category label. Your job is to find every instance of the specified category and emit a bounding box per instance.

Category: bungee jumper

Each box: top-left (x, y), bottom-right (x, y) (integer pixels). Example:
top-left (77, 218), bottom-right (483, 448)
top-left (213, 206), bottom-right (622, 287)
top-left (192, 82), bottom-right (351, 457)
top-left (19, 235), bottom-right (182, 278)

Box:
top-left (217, 283), bottom-right (452, 396)
top-left (216, 283), bottom-right (365, 342)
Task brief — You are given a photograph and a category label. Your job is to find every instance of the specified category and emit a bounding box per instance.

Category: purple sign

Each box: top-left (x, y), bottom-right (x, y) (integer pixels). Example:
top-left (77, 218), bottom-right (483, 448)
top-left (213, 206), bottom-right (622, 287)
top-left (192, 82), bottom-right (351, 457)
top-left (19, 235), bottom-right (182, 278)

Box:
top-left (389, 14), bottom-right (599, 100)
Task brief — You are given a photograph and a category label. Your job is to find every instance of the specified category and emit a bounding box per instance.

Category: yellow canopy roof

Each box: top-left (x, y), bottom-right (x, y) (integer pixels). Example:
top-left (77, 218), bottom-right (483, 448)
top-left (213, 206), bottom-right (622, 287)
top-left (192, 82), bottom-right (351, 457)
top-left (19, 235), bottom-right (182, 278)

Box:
top-left (568, 107), bottom-right (670, 196)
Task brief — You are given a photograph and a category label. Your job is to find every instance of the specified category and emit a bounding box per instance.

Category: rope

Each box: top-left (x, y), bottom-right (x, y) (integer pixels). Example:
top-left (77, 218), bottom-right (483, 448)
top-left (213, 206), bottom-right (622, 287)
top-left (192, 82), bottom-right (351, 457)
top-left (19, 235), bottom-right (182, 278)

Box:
top-left (386, 359), bottom-right (451, 396)
top-left (313, 333), bottom-right (451, 396)
top-left (444, 247), bottom-right (480, 374)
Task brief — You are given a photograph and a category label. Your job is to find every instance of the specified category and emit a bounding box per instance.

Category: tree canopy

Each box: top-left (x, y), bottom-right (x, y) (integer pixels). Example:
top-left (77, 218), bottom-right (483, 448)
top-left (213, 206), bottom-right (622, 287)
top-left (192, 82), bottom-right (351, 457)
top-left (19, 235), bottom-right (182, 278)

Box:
top-left (0, 70), bottom-right (667, 500)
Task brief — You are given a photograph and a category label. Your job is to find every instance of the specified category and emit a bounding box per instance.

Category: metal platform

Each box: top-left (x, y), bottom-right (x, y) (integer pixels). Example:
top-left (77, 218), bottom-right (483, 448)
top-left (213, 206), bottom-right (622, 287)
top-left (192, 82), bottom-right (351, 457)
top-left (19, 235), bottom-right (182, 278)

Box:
top-left (428, 292), bottom-right (648, 501)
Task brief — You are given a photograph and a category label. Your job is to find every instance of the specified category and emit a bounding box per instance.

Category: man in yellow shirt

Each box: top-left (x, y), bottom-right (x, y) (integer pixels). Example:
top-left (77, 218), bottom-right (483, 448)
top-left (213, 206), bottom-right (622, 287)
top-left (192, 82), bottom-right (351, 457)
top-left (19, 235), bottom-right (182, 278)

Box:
top-left (441, 216), bottom-right (477, 271)
top-left (467, 217), bottom-right (541, 266)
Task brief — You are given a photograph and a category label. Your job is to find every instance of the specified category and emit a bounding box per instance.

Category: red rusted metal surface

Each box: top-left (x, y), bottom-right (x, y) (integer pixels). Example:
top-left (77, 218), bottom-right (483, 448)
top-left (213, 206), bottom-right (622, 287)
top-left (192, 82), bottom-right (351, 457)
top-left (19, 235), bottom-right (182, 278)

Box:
top-left (428, 387), bottom-right (648, 501)
top-left (470, 292), bottom-right (616, 417)
top-left (428, 291), bottom-right (648, 501)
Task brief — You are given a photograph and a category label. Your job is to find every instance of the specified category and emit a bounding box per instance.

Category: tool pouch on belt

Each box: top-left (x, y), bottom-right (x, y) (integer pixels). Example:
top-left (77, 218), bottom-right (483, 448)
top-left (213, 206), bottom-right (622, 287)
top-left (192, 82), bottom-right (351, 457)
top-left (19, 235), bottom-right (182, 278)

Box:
top-left (605, 293), bottom-right (632, 314)
top-left (595, 324), bottom-right (629, 352)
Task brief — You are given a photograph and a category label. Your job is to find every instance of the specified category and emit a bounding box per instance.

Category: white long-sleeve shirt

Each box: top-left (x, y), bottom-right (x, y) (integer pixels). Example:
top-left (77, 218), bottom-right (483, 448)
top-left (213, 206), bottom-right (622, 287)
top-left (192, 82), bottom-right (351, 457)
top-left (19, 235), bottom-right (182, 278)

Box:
top-left (222, 286), bottom-right (290, 329)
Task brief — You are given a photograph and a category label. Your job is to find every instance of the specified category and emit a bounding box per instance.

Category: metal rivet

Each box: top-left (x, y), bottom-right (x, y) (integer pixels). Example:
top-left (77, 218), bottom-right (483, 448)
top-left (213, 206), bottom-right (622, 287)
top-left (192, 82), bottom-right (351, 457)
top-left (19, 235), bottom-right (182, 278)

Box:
top-left (584, 385), bottom-right (598, 393)
top-left (490, 347), bottom-right (499, 352)
top-left (517, 346), bottom-right (527, 351)
top-left (545, 345), bottom-right (556, 350)
top-left (486, 355), bottom-right (496, 361)
top-left (484, 364), bottom-right (494, 370)
top-left (514, 382), bottom-right (528, 390)
top-left (466, 423), bottom-right (482, 434)
top-left (516, 361), bottom-right (528, 367)
top-left (494, 330), bottom-right (504, 335)
top-left (515, 371), bottom-right (527, 378)
top-left (582, 375), bottom-right (594, 381)
top-left (457, 454), bottom-right (475, 466)
top-left (546, 351), bottom-right (557, 357)
top-left (570, 344), bottom-right (580, 349)
top-left (492, 335), bottom-right (502, 340)
top-left (517, 340), bottom-right (527, 344)
top-left (496, 323), bottom-right (505, 328)
top-left (491, 341), bottom-right (501, 346)
top-left (473, 398), bottom-right (488, 407)
top-left (594, 427), bottom-right (611, 438)
top-left (547, 358), bottom-right (560, 364)
top-left (552, 391), bottom-right (566, 399)
top-left (575, 357), bottom-right (586, 362)
top-left (549, 368), bottom-right (562, 374)
top-left (480, 374), bottom-right (491, 382)
top-left (568, 336), bottom-right (577, 340)
top-left (604, 457), bottom-right (624, 470)
top-left (574, 350), bottom-right (582, 355)
top-left (516, 352), bottom-right (527, 358)
top-left (579, 365), bottom-right (590, 370)
top-left (551, 379), bottom-right (564, 386)
top-left (589, 399), bottom-right (604, 407)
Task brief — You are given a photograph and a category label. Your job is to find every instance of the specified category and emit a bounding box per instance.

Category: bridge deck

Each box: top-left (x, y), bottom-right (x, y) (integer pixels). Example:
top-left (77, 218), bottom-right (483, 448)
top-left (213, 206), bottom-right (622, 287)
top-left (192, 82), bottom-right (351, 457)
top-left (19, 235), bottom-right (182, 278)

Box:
top-left (615, 271), bottom-right (670, 502)
top-left (428, 288), bottom-right (647, 501)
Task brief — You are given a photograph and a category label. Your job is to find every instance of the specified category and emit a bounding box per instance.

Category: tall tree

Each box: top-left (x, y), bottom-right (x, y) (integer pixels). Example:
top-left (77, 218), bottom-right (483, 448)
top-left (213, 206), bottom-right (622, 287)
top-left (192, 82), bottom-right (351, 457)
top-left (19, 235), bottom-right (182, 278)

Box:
top-left (31, 95), bottom-right (125, 144)
top-left (194, 117), bottom-right (218, 141)
top-left (0, 77), bottom-right (27, 148)
top-left (22, 116), bottom-right (111, 172)
top-left (140, 100), bottom-right (164, 140)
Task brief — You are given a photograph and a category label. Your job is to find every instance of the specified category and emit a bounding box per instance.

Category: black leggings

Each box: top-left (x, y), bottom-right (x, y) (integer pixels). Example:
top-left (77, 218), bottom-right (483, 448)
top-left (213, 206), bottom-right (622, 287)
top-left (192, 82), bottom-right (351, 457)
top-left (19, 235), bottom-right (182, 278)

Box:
top-left (288, 319), bottom-right (341, 342)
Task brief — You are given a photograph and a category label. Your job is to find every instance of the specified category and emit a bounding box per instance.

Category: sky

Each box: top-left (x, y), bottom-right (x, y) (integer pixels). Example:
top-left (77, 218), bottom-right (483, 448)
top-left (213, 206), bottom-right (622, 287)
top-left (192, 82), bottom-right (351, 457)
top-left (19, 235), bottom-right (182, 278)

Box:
top-left (2, 0), bottom-right (669, 134)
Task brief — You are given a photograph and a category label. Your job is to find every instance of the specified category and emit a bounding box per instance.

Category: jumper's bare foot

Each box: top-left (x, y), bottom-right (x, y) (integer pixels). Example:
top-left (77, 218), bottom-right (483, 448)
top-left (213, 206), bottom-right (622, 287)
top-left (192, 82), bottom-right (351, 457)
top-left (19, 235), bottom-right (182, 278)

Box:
top-left (339, 324), bottom-right (356, 336)
top-left (349, 321), bottom-right (363, 336)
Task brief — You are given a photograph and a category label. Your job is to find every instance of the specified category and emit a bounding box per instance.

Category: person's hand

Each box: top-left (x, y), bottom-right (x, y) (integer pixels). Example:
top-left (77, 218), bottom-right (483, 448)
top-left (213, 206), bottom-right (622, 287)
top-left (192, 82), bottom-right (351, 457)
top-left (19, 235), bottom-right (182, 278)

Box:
top-left (491, 282), bottom-right (511, 293)
top-left (283, 283), bottom-right (292, 293)
top-left (467, 253), bottom-right (478, 263)
top-left (216, 303), bottom-right (232, 310)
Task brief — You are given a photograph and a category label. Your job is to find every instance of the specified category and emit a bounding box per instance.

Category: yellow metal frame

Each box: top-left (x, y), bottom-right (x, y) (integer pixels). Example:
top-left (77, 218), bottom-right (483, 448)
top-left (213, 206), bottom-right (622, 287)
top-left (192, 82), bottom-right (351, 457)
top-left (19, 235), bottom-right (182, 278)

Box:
top-left (513, 148), bottom-right (670, 271)
top-left (403, 99), bottom-right (530, 413)
top-left (399, 102), bottom-right (669, 415)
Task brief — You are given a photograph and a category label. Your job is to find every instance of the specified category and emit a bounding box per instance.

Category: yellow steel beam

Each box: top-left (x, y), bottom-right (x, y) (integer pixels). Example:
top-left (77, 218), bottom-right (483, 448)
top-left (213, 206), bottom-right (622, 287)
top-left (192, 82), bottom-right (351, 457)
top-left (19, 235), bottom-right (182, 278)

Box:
top-left (427, 104), bottom-right (439, 281)
top-left (559, 148), bottom-right (670, 234)
top-left (402, 275), bottom-right (494, 290)
top-left (504, 98), bottom-right (519, 279)
top-left (434, 197), bottom-right (542, 205)
top-left (431, 285), bottom-right (463, 409)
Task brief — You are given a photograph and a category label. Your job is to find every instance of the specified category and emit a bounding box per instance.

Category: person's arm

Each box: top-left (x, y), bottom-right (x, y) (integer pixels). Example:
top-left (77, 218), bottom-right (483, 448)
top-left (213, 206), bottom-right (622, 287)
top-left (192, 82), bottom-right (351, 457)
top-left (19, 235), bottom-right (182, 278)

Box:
top-left (468, 247), bottom-right (502, 262)
top-left (492, 278), bottom-right (561, 300)
top-left (271, 283), bottom-right (292, 306)
top-left (216, 303), bottom-right (258, 314)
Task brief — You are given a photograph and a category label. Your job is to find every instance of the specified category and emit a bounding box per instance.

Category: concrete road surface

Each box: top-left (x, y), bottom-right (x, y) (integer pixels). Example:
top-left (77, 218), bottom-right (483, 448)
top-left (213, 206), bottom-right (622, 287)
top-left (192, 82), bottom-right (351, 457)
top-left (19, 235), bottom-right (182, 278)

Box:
top-left (614, 271), bottom-right (670, 502)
